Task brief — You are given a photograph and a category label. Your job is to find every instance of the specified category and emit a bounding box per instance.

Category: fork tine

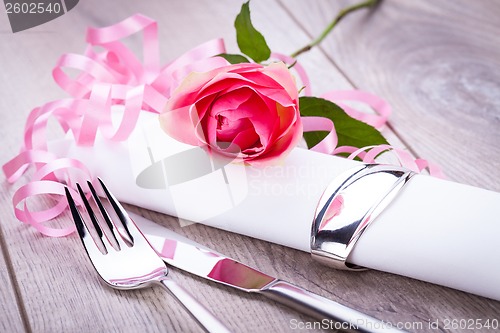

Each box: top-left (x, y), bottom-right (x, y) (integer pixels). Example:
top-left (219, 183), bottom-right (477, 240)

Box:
top-left (87, 180), bottom-right (129, 249)
top-left (69, 183), bottom-right (231, 333)
top-left (65, 186), bottom-right (107, 254)
top-left (97, 178), bottom-right (137, 242)
top-left (76, 183), bottom-right (104, 239)
top-left (76, 183), bottom-right (111, 253)
top-left (65, 187), bottom-right (86, 238)
top-left (85, 181), bottom-right (121, 248)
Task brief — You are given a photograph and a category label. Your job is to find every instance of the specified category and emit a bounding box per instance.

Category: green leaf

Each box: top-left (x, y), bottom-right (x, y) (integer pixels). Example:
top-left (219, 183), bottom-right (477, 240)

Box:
top-left (217, 53), bottom-right (251, 64)
top-left (234, 1), bottom-right (271, 63)
top-left (299, 96), bottom-right (389, 149)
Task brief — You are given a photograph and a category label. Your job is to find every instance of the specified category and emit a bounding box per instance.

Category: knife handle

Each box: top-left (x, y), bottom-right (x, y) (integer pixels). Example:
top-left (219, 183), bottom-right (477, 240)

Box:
top-left (259, 280), bottom-right (405, 333)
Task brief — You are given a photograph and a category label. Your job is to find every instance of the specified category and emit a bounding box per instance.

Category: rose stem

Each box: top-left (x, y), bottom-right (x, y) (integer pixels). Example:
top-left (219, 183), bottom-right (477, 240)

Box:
top-left (290, 0), bottom-right (380, 58)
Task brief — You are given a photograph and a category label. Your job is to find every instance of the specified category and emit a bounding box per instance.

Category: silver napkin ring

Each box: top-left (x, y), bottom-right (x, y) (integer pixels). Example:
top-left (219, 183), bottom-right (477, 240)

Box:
top-left (311, 164), bottom-right (415, 271)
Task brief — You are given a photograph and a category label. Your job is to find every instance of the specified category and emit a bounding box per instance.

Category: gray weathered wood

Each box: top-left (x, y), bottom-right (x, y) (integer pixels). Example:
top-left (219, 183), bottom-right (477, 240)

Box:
top-left (1, 0), bottom-right (499, 332)
top-left (280, 0), bottom-right (500, 191)
top-left (0, 1), bottom-right (339, 332)
top-left (0, 233), bottom-right (25, 333)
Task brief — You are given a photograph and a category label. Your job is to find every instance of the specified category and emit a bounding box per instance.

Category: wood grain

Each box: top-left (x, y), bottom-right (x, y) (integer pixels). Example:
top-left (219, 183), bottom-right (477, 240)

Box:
top-left (0, 1), bottom-right (345, 332)
top-left (280, 0), bottom-right (500, 191)
top-left (278, 1), bottom-right (500, 331)
top-left (1, 0), bottom-right (500, 332)
top-left (0, 230), bottom-right (25, 333)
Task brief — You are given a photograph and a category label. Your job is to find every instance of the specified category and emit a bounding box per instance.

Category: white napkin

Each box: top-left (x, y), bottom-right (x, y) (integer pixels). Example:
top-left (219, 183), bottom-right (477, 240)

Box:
top-left (51, 111), bottom-right (500, 300)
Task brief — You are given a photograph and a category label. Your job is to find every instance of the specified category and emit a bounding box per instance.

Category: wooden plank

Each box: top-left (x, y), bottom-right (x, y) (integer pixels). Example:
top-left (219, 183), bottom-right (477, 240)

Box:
top-left (280, 0), bottom-right (500, 191)
top-left (279, 0), bottom-right (500, 330)
top-left (245, 0), bottom-right (407, 149)
top-left (0, 0), bottom-right (363, 332)
top-left (0, 231), bottom-right (25, 333)
top-left (0, 2), bottom-right (236, 333)
top-left (0, 192), bottom-right (206, 332)
top-left (3, 1), bottom-right (498, 333)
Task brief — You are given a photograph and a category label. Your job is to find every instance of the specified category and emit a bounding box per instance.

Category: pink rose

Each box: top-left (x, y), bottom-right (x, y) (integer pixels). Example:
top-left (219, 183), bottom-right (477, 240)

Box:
top-left (159, 62), bottom-right (302, 163)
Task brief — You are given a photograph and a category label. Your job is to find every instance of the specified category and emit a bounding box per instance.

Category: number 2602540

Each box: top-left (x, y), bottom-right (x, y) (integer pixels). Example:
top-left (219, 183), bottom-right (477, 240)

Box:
top-left (443, 318), bottom-right (499, 330)
top-left (5, 2), bottom-right (62, 14)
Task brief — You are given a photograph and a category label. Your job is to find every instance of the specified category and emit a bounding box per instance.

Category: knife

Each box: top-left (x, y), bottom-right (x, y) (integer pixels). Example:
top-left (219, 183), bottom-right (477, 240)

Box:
top-left (130, 212), bottom-right (405, 333)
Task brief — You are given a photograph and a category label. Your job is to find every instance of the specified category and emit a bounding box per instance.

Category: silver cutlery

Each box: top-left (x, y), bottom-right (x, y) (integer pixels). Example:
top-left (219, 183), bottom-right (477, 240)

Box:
top-left (131, 212), bottom-right (406, 333)
top-left (65, 179), bottom-right (231, 333)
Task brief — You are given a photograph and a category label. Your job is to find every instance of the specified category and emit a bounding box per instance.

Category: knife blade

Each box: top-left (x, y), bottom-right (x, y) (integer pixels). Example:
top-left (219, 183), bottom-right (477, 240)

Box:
top-left (130, 212), bottom-right (404, 333)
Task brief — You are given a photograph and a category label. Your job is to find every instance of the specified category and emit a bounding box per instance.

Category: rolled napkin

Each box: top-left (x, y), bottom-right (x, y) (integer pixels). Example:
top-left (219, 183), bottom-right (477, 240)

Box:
top-left (50, 111), bottom-right (500, 301)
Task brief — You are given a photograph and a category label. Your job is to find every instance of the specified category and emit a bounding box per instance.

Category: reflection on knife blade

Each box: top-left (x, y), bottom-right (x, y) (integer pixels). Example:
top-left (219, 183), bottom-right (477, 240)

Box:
top-left (131, 212), bottom-right (405, 333)
top-left (160, 238), bottom-right (276, 291)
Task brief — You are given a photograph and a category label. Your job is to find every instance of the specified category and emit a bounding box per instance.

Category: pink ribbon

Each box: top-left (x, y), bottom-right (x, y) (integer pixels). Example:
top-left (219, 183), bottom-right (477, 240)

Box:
top-left (272, 52), bottom-right (443, 178)
top-left (3, 14), bottom-right (226, 236)
top-left (3, 15), bottom-right (443, 237)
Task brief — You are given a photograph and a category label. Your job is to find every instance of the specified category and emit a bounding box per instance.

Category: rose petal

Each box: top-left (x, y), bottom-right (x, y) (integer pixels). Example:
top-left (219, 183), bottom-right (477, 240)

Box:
top-left (267, 103), bottom-right (298, 144)
top-left (237, 71), bottom-right (282, 89)
top-left (216, 117), bottom-right (254, 142)
top-left (261, 62), bottom-right (298, 101)
top-left (207, 88), bottom-right (277, 151)
top-left (209, 88), bottom-right (253, 118)
top-left (161, 61), bottom-right (303, 165)
top-left (166, 63), bottom-right (258, 109)
top-left (214, 88), bottom-right (276, 121)
top-left (232, 93), bottom-right (277, 146)
top-left (218, 74), bottom-right (295, 106)
top-left (250, 119), bottom-right (302, 163)
top-left (159, 105), bottom-right (201, 146)
top-left (227, 126), bottom-right (261, 153)
top-left (167, 69), bottom-right (223, 109)
top-left (193, 91), bottom-right (218, 117)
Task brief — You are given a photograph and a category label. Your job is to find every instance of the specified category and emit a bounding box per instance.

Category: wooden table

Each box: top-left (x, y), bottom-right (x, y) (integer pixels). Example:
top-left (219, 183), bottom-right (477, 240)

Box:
top-left (1, 1), bottom-right (499, 332)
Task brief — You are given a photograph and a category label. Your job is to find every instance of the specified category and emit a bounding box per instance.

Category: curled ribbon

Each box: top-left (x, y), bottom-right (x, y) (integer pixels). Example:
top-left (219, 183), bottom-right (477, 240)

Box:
top-left (3, 14), bottom-right (226, 236)
top-left (273, 52), bottom-right (443, 178)
top-left (3, 14), bottom-right (443, 237)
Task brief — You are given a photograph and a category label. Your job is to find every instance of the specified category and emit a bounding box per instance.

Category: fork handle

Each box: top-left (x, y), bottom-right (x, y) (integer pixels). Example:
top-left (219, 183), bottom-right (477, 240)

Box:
top-left (160, 278), bottom-right (232, 333)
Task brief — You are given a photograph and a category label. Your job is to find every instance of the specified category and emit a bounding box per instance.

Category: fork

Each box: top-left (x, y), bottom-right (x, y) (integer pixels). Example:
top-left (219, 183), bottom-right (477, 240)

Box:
top-left (65, 178), bottom-right (231, 333)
